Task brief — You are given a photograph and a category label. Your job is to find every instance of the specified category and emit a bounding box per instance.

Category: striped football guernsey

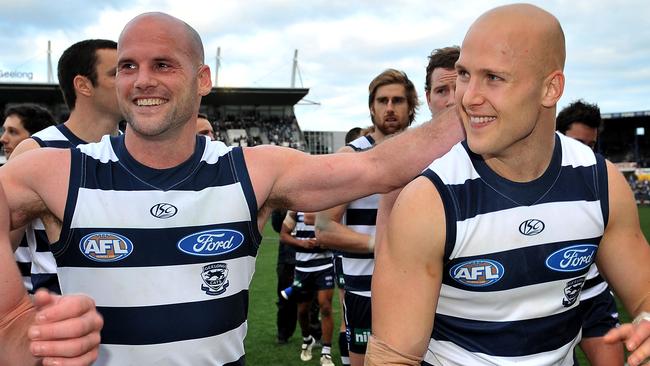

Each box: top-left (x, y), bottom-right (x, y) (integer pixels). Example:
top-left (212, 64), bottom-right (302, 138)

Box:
top-left (294, 212), bottom-right (333, 272)
top-left (421, 133), bottom-right (608, 366)
top-left (342, 135), bottom-right (378, 298)
top-left (53, 134), bottom-right (260, 365)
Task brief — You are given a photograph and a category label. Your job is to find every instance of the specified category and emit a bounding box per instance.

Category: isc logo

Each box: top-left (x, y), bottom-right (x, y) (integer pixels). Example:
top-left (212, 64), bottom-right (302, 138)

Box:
top-left (450, 259), bottom-right (505, 287)
top-left (79, 232), bottom-right (134, 262)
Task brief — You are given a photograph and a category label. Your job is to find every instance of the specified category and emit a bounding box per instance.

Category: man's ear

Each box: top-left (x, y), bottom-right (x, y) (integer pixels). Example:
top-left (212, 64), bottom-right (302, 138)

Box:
top-left (74, 75), bottom-right (93, 97)
top-left (197, 64), bottom-right (213, 96)
top-left (541, 70), bottom-right (564, 108)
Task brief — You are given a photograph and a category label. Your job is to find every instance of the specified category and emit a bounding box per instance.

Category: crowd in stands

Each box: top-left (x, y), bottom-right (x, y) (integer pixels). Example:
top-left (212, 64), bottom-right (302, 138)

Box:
top-left (630, 176), bottom-right (650, 204)
top-left (210, 114), bottom-right (305, 150)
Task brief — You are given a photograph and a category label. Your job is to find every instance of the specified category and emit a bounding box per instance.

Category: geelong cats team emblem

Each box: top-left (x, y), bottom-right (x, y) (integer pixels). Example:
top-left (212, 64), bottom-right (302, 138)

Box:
top-left (201, 263), bottom-right (230, 296)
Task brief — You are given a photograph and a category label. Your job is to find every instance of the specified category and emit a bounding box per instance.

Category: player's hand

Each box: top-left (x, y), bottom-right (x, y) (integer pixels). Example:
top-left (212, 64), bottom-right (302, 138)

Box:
top-left (29, 289), bottom-right (103, 366)
top-left (604, 319), bottom-right (650, 366)
top-left (302, 238), bottom-right (318, 249)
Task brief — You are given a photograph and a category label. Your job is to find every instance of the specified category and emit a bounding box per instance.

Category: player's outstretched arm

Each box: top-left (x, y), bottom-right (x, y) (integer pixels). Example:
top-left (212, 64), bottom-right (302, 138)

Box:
top-left (597, 161), bottom-right (650, 366)
top-left (246, 107), bottom-right (463, 214)
top-left (367, 176), bottom-right (446, 364)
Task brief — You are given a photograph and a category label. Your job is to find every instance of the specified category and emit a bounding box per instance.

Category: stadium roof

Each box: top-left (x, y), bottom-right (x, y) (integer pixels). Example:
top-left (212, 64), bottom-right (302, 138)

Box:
top-left (0, 82), bottom-right (309, 109)
top-left (203, 87), bottom-right (309, 106)
top-left (602, 110), bottom-right (650, 119)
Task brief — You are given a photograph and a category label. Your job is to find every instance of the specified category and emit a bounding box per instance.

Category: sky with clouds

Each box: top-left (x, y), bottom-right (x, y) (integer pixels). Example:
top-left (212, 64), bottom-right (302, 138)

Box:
top-left (0, 0), bottom-right (648, 131)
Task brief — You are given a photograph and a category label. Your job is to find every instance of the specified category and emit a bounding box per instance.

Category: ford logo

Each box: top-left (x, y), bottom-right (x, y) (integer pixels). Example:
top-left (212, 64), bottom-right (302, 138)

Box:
top-left (177, 229), bottom-right (244, 256)
top-left (450, 259), bottom-right (504, 287)
top-left (545, 244), bottom-right (597, 272)
top-left (80, 232), bottom-right (134, 262)
top-left (519, 219), bottom-right (545, 236)
top-left (150, 203), bottom-right (178, 219)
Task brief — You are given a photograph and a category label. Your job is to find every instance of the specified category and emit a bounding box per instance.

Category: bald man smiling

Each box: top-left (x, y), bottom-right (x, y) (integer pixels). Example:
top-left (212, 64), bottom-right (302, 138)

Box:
top-left (369, 4), bottom-right (650, 366)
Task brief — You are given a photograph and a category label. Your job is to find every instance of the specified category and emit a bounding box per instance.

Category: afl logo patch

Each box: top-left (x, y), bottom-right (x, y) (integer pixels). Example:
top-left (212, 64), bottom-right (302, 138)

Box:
top-left (177, 229), bottom-right (244, 256)
top-left (150, 203), bottom-right (178, 219)
top-left (80, 232), bottom-right (134, 262)
top-left (519, 219), bottom-right (545, 236)
top-left (546, 244), bottom-right (597, 272)
top-left (450, 259), bottom-right (504, 287)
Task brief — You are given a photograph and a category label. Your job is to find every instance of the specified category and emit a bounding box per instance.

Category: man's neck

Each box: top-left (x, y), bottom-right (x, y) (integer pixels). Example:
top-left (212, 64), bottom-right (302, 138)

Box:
top-left (123, 123), bottom-right (197, 170)
top-left (483, 128), bottom-right (557, 183)
top-left (64, 105), bottom-right (120, 143)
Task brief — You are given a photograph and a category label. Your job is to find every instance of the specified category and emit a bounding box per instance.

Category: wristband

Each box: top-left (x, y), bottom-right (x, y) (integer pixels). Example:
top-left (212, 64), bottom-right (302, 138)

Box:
top-left (633, 311), bottom-right (650, 325)
top-left (368, 234), bottom-right (376, 253)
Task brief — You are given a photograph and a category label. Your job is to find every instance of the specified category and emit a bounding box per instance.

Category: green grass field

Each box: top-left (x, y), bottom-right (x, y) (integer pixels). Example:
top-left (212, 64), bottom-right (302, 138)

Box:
top-left (245, 207), bottom-right (650, 365)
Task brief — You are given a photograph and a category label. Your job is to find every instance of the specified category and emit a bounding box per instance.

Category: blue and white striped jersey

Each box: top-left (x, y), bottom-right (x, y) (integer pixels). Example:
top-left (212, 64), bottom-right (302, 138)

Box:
top-left (293, 211), bottom-right (333, 272)
top-left (341, 134), bottom-right (378, 298)
top-left (421, 133), bottom-right (608, 366)
top-left (53, 134), bottom-right (261, 365)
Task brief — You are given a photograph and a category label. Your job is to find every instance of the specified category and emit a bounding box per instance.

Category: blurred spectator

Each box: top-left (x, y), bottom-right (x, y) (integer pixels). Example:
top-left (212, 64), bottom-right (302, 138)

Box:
top-left (345, 127), bottom-right (362, 144)
top-left (556, 99), bottom-right (602, 150)
top-left (196, 113), bottom-right (215, 140)
top-left (1, 104), bottom-right (55, 159)
top-left (424, 46), bottom-right (460, 117)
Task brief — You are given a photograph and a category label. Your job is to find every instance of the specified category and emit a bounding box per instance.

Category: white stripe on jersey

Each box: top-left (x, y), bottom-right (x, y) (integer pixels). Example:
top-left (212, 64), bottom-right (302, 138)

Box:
top-left (347, 194), bottom-right (380, 209)
top-left (348, 135), bottom-right (373, 150)
top-left (559, 133), bottom-right (599, 168)
top-left (296, 251), bottom-right (332, 263)
top-left (25, 220), bottom-right (57, 274)
top-left (580, 281), bottom-right (609, 301)
top-left (424, 333), bottom-right (579, 366)
top-left (428, 133), bottom-right (598, 187)
top-left (77, 135), bottom-right (119, 163)
top-left (580, 265), bottom-right (610, 301)
top-left (32, 125), bottom-right (68, 141)
top-left (14, 244), bottom-right (33, 290)
top-left (96, 321), bottom-right (247, 365)
top-left (437, 279), bottom-right (580, 322)
top-left (295, 263), bottom-right (334, 272)
top-left (71, 184), bottom-right (251, 229)
top-left (452, 200), bottom-right (604, 259)
top-left (58, 256), bottom-right (256, 307)
top-left (201, 140), bottom-right (235, 163)
top-left (14, 246), bottom-right (30, 259)
top-left (342, 257), bottom-right (375, 278)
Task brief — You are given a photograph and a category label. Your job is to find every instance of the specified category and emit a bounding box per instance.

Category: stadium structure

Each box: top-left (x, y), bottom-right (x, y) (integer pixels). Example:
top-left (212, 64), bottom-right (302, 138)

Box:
top-left (0, 81), bottom-right (352, 164)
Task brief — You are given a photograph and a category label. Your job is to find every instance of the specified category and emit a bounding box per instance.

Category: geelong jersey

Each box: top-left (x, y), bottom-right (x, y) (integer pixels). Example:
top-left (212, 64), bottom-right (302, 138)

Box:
top-left (53, 135), bottom-right (261, 366)
top-left (421, 133), bottom-right (608, 366)
top-left (342, 135), bottom-right (378, 298)
top-left (14, 124), bottom-right (86, 293)
top-left (579, 264), bottom-right (608, 301)
top-left (293, 212), bottom-right (333, 272)
top-left (346, 135), bottom-right (374, 151)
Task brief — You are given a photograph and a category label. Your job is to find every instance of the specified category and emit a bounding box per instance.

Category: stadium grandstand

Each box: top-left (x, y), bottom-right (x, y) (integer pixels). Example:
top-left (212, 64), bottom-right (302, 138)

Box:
top-left (0, 82), bottom-right (350, 163)
top-left (600, 110), bottom-right (650, 203)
